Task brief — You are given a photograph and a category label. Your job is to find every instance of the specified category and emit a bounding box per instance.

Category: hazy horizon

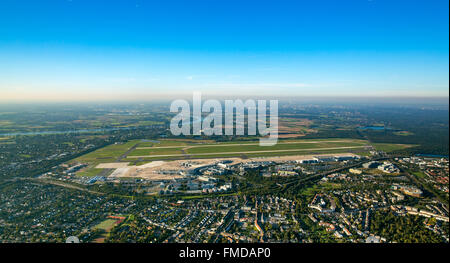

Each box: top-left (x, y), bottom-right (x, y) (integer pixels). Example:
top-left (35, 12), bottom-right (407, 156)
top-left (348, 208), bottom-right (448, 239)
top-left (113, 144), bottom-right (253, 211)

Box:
top-left (0, 94), bottom-right (449, 107)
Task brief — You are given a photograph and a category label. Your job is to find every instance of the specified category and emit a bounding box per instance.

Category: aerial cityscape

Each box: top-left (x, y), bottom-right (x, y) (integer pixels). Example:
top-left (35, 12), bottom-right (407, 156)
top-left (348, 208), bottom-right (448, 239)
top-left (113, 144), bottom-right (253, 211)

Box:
top-left (0, 0), bottom-right (448, 248)
top-left (0, 102), bottom-right (448, 243)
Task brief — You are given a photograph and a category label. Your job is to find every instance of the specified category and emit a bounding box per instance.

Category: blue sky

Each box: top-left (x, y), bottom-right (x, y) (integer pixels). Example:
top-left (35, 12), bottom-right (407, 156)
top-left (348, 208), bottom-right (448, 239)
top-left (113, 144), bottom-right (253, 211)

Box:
top-left (0, 0), bottom-right (448, 101)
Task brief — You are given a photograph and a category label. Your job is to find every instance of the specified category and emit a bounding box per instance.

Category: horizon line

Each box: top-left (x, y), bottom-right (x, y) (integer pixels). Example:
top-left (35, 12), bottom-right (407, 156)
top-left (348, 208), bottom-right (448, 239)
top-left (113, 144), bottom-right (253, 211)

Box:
top-left (1, 94), bottom-right (449, 104)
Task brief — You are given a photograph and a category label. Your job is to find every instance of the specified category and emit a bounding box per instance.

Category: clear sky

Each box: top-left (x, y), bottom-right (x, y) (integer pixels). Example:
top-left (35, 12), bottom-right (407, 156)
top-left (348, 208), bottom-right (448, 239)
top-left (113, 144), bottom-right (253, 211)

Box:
top-left (0, 0), bottom-right (448, 101)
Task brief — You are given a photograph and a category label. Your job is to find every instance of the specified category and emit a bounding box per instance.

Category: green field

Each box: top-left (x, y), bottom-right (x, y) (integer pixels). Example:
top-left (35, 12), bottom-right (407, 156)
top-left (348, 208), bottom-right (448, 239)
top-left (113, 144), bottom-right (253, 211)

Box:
top-left (127, 139), bottom-right (368, 158)
top-left (0, 137), bottom-right (14, 145)
top-left (74, 140), bottom-right (141, 163)
top-left (91, 218), bottom-right (124, 243)
top-left (121, 139), bottom-right (373, 161)
top-left (123, 148), bottom-right (371, 162)
top-left (77, 167), bottom-right (105, 177)
top-left (412, 170), bottom-right (428, 180)
top-left (72, 138), bottom-right (412, 163)
top-left (93, 219), bottom-right (119, 231)
top-left (137, 139), bottom-right (216, 147)
top-left (372, 143), bottom-right (414, 152)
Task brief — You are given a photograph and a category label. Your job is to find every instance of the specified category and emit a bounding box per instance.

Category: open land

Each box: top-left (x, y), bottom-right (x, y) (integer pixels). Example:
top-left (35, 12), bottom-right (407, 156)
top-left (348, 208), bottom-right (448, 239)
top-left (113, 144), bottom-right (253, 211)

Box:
top-left (71, 138), bottom-right (412, 180)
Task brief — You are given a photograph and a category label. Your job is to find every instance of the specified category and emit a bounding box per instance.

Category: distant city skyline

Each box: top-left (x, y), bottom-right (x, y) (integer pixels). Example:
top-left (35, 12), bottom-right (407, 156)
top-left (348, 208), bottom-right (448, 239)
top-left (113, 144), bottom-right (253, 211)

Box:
top-left (0, 0), bottom-right (448, 101)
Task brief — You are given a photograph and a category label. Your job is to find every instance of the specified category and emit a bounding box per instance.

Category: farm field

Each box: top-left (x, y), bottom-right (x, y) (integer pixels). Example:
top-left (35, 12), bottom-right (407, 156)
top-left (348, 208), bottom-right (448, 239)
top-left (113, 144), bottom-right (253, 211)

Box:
top-left (0, 137), bottom-right (14, 145)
